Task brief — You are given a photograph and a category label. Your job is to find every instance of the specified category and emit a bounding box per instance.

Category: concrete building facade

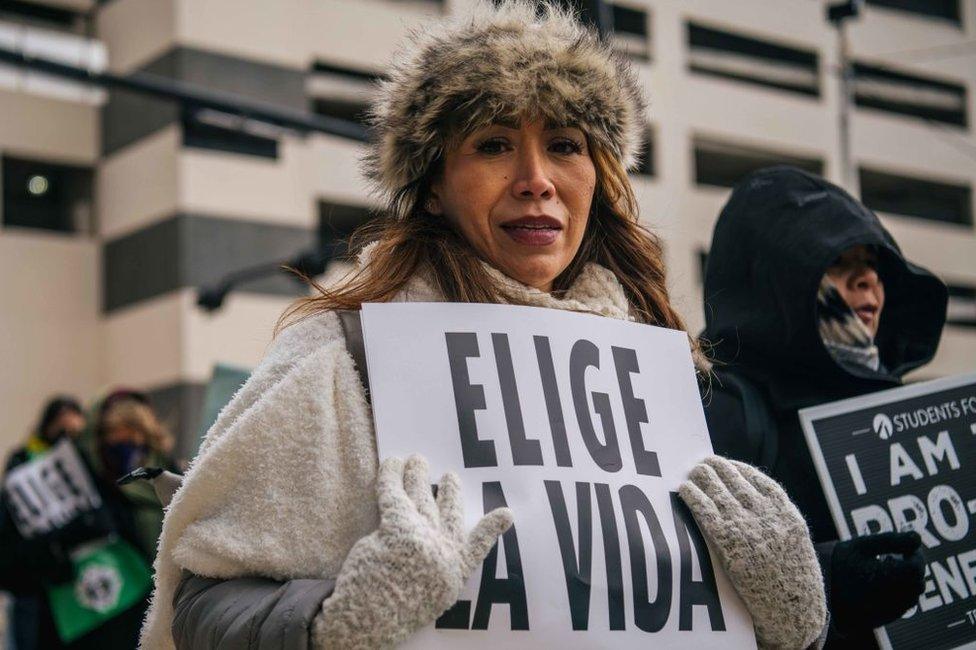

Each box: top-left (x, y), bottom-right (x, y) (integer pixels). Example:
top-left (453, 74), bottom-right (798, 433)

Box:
top-left (1, 0), bottom-right (974, 460)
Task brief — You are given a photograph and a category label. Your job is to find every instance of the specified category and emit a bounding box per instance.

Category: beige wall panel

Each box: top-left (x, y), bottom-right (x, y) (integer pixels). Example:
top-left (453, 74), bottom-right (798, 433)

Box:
top-left (685, 85), bottom-right (833, 157)
top-left (179, 136), bottom-right (315, 227)
top-left (308, 134), bottom-right (377, 208)
top-left (908, 328), bottom-right (976, 381)
top-left (633, 178), bottom-right (674, 227)
top-left (102, 288), bottom-right (294, 388)
top-left (684, 188), bottom-right (730, 247)
top-left (0, 231), bottom-right (100, 460)
top-left (634, 178), bottom-right (703, 324)
top-left (851, 3), bottom-right (975, 61)
top-left (308, 0), bottom-right (436, 70)
top-left (101, 292), bottom-right (183, 390)
top-left (0, 90), bottom-right (97, 163)
top-left (682, 283), bottom-right (706, 336)
top-left (175, 0), bottom-right (307, 68)
top-left (97, 0), bottom-right (176, 73)
top-left (100, 290), bottom-right (294, 393)
top-left (181, 290), bottom-right (295, 381)
top-left (666, 240), bottom-right (705, 334)
top-left (854, 113), bottom-right (976, 181)
top-left (880, 215), bottom-right (976, 282)
top-left (675, 0), bottom-right (828, 45)
top-left (97, 125), bottom-right (181, 240)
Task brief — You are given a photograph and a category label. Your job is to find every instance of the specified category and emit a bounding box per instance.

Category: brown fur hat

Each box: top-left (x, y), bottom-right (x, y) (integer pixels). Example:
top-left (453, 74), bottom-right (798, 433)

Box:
top-left (364, 0), bottom-right (648, 218)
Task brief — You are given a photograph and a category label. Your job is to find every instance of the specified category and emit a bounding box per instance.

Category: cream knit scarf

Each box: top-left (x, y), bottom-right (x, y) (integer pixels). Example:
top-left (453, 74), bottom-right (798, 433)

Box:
top-left (816, 276), bottom-right (881, 373)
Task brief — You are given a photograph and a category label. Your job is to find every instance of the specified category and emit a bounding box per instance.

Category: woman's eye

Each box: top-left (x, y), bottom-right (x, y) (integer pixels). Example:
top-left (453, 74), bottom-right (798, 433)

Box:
top-left (550, 138), bottom-right (584, 155)
top-left (475, 138), bottom-right (509, 155)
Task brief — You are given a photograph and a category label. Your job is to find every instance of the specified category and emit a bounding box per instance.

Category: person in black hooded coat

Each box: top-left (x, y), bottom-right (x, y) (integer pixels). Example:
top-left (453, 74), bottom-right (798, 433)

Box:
top-left (700, 166), bottom-right (948, 648)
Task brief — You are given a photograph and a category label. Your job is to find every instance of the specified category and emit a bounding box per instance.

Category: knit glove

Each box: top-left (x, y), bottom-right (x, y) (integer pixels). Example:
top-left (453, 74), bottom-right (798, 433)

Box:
top-left (312, 454), bottom-right (514, 650)
top-left (829, 531), bottom-right (925, 634)
top-left (679, 456), bottom-right (826, 649)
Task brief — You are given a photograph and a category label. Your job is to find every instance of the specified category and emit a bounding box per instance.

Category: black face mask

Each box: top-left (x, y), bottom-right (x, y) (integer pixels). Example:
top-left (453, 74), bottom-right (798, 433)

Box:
top-left (100, 442), bottom-right (149, 480)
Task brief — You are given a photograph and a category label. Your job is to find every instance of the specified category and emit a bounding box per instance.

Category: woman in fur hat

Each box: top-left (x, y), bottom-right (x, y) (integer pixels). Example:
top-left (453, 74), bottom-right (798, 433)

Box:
top-left (141, 2), bottom-right (827, 648)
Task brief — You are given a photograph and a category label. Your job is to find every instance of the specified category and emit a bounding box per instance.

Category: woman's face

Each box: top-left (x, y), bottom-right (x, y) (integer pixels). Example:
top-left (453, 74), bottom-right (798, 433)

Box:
top-left (429, 118), bottom-right (596, 292)
top-left (44, 409), bottom-right (85, 442)
top-left (825, 245), bottom-right (885, 337)
top-left (103, 424), bottom-right (146, 447)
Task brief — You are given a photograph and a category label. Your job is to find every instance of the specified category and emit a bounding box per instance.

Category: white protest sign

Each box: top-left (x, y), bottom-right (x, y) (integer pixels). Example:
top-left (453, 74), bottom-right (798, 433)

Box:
top-left (800, 372), bottom-right (976, 650)
top-left (362, 302), bottom-right (756, 649)
top-left (4, 438), bottom-right (102, 539)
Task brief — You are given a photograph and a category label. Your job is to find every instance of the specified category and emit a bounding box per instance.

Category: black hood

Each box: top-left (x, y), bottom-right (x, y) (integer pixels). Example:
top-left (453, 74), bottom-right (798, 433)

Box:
top-left (702, 166), bottom-right (947, 406)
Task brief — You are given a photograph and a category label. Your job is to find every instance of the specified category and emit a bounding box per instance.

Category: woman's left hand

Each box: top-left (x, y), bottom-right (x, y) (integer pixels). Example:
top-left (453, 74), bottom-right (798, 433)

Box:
top-left (679, 456), bottom-right (826, 650)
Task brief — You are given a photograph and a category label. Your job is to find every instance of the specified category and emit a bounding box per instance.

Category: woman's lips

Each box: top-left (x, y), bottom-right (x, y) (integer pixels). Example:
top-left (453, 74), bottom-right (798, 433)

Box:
top-left (500, 215), bottom-right (563, 246)
top-left (855, 306), bottom-right (878, 326)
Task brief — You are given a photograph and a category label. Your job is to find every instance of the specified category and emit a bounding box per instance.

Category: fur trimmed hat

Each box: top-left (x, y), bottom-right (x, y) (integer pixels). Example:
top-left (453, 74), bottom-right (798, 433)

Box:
top-left (363, 0), bottom-right (648, 218)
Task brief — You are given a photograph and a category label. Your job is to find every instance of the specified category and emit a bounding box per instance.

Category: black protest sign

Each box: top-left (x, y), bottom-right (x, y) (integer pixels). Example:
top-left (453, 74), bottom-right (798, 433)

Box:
top-left (362, 303), bottom-right (757, 649)
top-left (3, 439), bottom-right (102, 539)
top-left (800, 372), bottom-right (976, 650)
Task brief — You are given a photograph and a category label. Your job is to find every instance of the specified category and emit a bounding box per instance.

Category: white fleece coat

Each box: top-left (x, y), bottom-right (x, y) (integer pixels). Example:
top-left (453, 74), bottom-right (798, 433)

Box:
top-left (139, 262), bottom-right (635, 649)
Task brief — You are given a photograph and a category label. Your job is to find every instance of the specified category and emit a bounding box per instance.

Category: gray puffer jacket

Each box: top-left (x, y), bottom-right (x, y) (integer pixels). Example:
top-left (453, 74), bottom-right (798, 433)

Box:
top-left (166, 312), bottom-right (366, 650)
top-left (172, 572), bottom-right (334, 649)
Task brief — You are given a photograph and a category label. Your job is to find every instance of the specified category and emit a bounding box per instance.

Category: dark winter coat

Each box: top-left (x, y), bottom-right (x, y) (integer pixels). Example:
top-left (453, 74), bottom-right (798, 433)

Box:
top-left (700, 166), bottom-right (947, 646)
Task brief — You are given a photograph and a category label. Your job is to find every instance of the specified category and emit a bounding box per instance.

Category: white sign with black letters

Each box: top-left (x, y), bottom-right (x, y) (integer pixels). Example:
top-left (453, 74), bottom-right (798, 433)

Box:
top-left (800, 372), bottom-right (976, 650)
top-left (362, 302), bottom-right (756, 648)
top-left (4, 439), bottom-right (102, 539)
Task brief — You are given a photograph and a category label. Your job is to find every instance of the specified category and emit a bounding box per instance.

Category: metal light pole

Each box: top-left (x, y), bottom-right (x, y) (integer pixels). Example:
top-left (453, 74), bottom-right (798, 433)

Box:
top-left (827, 0), bottom-right (863, 195)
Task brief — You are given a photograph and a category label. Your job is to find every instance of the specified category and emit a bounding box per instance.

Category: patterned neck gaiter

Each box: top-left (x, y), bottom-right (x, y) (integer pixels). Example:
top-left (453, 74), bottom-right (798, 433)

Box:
top-left (816, 276), bottom-right (882, 373)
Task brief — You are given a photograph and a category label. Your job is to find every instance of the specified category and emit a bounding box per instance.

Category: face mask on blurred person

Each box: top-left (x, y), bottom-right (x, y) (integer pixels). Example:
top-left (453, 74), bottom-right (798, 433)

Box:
top-left (101, 442), bottom-right (149, 479)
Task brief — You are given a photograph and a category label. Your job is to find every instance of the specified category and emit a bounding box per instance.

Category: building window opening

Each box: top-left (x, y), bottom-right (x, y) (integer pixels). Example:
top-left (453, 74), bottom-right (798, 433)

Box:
top-left (946, 284), bottom-right (976, 328)
top-left (317, 201), bottom-right (378, 277)
top-left (853, 62), bottom-right (967, 128)
top-left (0, 0), bottom-right (85, 34)
top-left (859, 167), bottom-right (972, 226)
top-left (865, 0), bottom-right (961, 26)
top-left (1, 156), bottom-right (92, 234)
top-left (319, 201), bottom-right (375, 247)
top-left (687, 22), bottom-right (819, 97)
top-left (693, 138), bottom-right (824, 189)
top-left (610, 3), bottom-right (650, 61)
top-left (308, 62), bottom-right (382, 128)
top-left (182, 109), bottom-right (280, 159)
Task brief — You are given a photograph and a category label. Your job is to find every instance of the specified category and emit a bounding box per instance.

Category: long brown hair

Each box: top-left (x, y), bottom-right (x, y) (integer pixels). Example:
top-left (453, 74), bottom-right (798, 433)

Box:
top-left (279, 139), bottom-right (699, 361)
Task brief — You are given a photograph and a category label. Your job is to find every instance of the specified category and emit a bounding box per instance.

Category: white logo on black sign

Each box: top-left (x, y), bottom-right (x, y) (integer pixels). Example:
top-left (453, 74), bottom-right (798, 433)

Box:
top-left (872, 413), bottom-right (894, 440)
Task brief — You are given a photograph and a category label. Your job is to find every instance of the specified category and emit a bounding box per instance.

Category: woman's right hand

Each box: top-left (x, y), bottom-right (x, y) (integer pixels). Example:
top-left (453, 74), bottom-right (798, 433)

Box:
top-left (679, 456), bottom-right (827, 649)
top-left (313, 454), bottom-right (513, 650)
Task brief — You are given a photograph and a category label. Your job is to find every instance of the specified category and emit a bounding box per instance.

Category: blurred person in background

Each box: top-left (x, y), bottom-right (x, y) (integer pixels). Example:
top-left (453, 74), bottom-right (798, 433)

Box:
top-left (90, 389), bottom-right (180, 559)
top-left (0, 391), bottom-right (176, 648)
top-left (10, 397), bottom-right (87, 460)
top-left (141, 3), bottom-right (830, 649)
top-left (1, 396), bottom-right (89, 649)
top-left (701, 165), bottom-right (949, 648)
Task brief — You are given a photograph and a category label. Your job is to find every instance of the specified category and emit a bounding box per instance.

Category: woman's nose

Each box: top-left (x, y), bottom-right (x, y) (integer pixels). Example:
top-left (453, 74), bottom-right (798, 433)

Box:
top-left (511, 146), bottom-right (555, 200)
top-left (852, 265), bottom-right (880, 292)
